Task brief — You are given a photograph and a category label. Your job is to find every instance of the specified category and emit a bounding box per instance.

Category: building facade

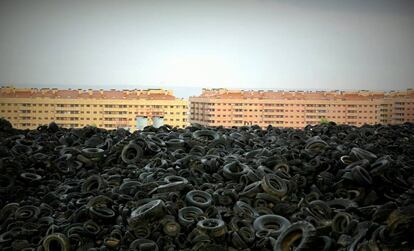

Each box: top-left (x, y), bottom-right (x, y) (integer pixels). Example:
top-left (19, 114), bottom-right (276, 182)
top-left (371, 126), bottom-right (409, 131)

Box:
top-left (190, 89), bottom-right (414, 129)
top-left (0, 86), bottom-right (188, 130)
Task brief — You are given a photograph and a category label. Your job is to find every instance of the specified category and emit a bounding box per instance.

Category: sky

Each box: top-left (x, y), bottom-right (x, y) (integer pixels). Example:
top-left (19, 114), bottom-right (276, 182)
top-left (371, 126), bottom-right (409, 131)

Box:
top-left (0, 0), bottom-right (413, 98)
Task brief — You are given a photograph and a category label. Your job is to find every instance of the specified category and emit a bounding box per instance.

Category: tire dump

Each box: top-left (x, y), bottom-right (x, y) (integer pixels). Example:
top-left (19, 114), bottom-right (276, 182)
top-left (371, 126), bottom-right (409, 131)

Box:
top-left (0, 117), bottom-right (414, 251)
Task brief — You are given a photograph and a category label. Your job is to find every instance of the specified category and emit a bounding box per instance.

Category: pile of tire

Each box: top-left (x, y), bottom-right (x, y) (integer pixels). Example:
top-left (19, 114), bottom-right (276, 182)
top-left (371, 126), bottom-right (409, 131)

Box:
top-left (0, 117), bottom-right (413, 250)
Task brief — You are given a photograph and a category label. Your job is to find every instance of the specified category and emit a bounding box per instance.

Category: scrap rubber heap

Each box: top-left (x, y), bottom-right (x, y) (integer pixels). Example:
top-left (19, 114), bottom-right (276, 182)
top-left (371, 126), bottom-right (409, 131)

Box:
top-left (1, 118), bottom-right (414, 251)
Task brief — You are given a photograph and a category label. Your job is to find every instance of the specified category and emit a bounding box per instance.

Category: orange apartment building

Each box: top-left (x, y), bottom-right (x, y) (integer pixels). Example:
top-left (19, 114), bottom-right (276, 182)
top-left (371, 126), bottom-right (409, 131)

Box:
top-left (0, 86), bottom-right (188, 130)
top-left (189, 88), bottom-right (414, 129)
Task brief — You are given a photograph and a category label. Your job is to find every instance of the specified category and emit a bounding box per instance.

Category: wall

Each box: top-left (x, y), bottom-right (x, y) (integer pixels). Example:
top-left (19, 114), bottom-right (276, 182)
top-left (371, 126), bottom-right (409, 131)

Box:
top-left (189, 89), bottom-right (414, 128)
top-left (0, 87), bottom-right (189, 130)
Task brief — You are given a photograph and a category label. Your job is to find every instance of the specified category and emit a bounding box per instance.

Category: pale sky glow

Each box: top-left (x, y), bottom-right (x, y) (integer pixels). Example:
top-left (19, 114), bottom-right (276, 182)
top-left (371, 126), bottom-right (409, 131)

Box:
top-left (0, 0), bottom-right (413, 96)
top-left (161, 54), bottom-right (239, 85)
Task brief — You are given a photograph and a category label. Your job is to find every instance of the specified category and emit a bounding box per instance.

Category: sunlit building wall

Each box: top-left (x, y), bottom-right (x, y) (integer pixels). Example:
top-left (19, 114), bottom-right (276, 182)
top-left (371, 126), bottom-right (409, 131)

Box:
top-left (0, 86), bottom-right (188, 130)
top-left (189, 89), bottom-right (414, 128)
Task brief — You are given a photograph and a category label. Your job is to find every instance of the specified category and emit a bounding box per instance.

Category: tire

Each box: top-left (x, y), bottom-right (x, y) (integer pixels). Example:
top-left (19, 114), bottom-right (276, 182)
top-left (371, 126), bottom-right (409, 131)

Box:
top-left (42, 233), bottom-right (70, 251)
top-left (185, 190), bottom-right (213, 209)
top-left (121, 143), bottom-right (143, 164)
top-left (197, 218), bottom-right (227, 237)
top-left (178, 206), bottom-right (204, 227)
top-left (223, 161), bottom-right (250, 180)
top-left (193, 130), bottom-right (220, 142)
top-left (128, 199), bottom-right (165, 227)
top-left (273, 221), bottom-right (316, 251)
top-left (253, 214), bottom-right (291, 238)
top-left (261, 174), bottom-right (288, 198)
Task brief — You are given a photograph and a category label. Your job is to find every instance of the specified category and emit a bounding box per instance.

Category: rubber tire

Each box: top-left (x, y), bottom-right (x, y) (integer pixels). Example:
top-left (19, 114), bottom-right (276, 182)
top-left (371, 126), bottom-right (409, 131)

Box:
top-left (253, 214), bottom-right (291, 238)
top-left (273, 221), bottom-right (316, 251)
top-left (128, 199), bottom-right (165, 227)
top-left (178, 206), bottom-right (204, 227)
top-left (197, 218), bottom-right (227, 237)
top-left (261, 174), bottom-right (288, 198)
top-left (42, 233), bottom-right (70, 251)
top-left (121, 143), bottom-right (143, 164)
top-left (185, 190), bottom-right (213, 209)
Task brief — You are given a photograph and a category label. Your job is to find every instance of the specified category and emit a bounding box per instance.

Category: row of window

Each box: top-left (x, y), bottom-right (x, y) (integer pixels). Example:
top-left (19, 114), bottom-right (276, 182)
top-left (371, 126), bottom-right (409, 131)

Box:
top-left (4, 101), bottom-right (414, 109)
top-left (191, 102), bottom-right (380, 108)
top-left (0, 103), bottom-right (187, 109)
top-left (0, 109), bottom-right (187, 116)
top-left (8, 116), bottom-right (186, 122)
top-left (9, 121), bottom-right (189, 129)
top-left (192, 114), bottom-right (378, 119)
top-left (191, 108), bottom-right (380, 114)
top-left (195, 118), bottom-right (386, 126)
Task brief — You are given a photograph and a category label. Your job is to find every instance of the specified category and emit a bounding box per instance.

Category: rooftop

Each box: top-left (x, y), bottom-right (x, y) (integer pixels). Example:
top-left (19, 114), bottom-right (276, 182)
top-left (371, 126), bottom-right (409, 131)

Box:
top-left (0, 86), bottom-right (177, 100)
top-left (193, 88), bottom-right (414, 100)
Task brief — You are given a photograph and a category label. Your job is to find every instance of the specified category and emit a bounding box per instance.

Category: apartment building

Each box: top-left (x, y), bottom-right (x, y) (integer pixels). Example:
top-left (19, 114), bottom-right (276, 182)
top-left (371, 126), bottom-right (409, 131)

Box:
top-left (0, 86), bottom-right (188, 130)
top-left (189, 88), bottom-right (414, 129)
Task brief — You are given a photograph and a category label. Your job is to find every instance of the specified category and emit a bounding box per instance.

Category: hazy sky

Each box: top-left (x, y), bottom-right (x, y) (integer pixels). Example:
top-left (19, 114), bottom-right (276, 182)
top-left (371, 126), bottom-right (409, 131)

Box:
top-left (0, 0), bottom-right (413, 95)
